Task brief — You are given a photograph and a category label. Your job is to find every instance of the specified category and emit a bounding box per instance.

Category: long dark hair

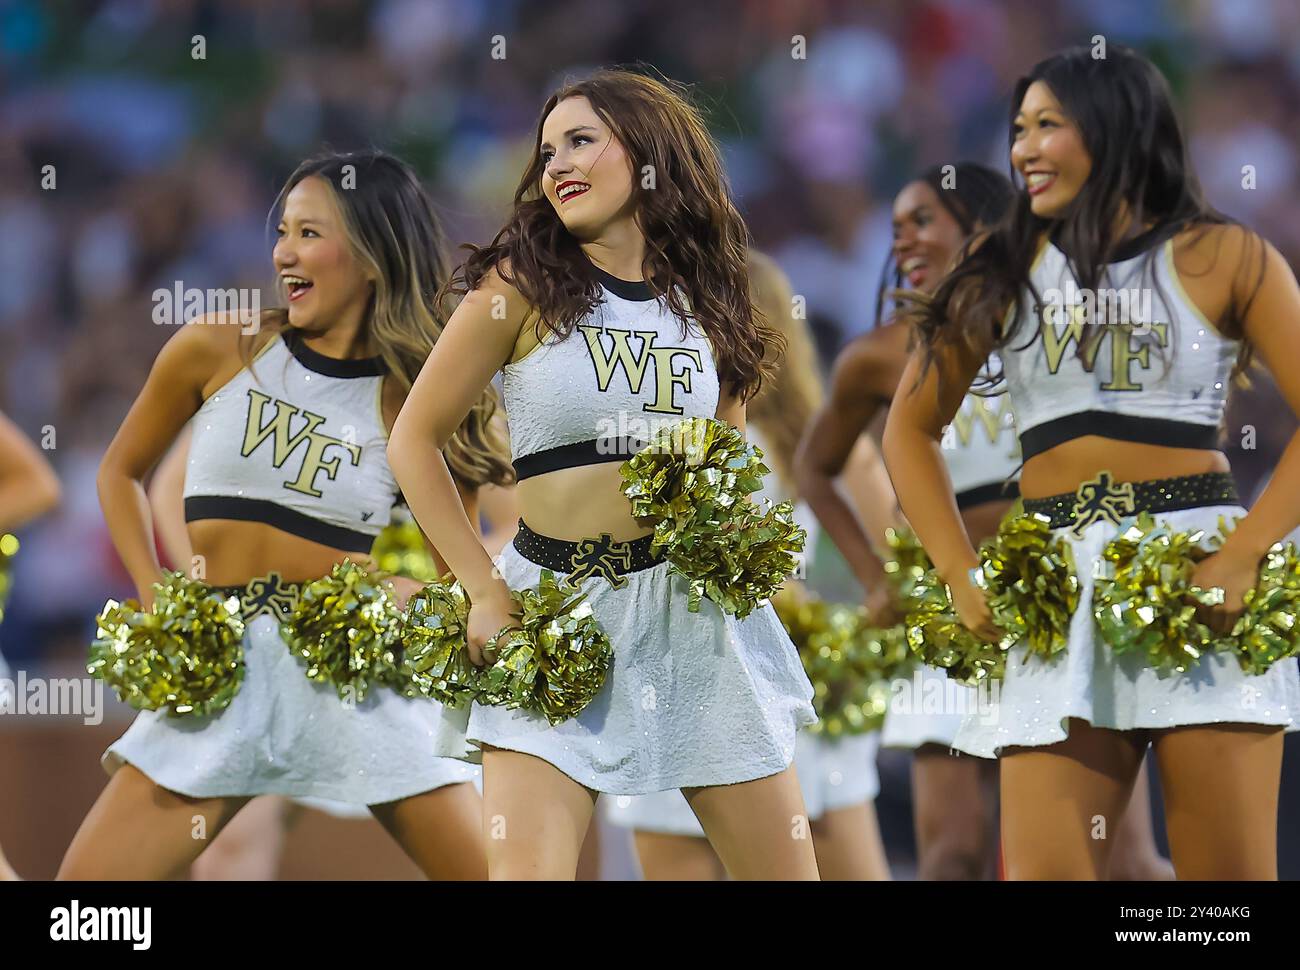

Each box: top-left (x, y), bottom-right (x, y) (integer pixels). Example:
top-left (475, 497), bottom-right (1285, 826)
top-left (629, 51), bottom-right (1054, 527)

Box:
top-left (901, 45), bottom-right (1264, 390)
top-left (258, 150), bottom-right (513, 488)
top-left (873, 162), bottom-right (1016, 327)
top-left (446, 68), bottom-right (777, 401)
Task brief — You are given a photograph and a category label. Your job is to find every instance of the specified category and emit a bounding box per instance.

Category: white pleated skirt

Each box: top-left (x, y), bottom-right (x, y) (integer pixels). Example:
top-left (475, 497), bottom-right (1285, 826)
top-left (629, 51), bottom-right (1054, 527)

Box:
top-left (601, 728), bottom-right (880, 836)
top-left (953, 504), bottom-right (1300, 759)
top-left (463, 540), bottom-right (818, 794)
top-left (104, 613), bottom-right (479, 804)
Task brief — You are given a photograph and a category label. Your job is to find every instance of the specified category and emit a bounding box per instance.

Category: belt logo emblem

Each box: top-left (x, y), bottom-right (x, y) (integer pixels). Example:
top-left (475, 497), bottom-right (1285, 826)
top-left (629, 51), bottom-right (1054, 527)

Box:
top-left (240, 572), bottom-right (299, 621)
top-left (1069, 471), bottom-right (1135, 537)
top-left (568, 534), bottom-right (633, 589)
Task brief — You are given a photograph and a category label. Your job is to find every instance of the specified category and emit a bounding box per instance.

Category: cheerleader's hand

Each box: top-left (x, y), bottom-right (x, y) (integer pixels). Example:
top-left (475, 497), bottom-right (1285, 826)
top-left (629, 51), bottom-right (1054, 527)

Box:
top-left (383, 575), bottom-right (424, 611)
top-left (467, 581), bottom-right (523, 667)
top-left (1189, 549), bottom-right (1258, 635)
top-left (949, 570), bottom-right (1002, 643)
top-left (865, 583), bottom-right (901, 629)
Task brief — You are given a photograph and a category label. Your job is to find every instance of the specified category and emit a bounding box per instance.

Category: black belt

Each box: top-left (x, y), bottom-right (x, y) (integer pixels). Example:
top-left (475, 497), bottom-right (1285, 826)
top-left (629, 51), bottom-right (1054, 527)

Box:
top-left (1021, 471), bottom-right (1238, 535)
top-left (511, 519), bottom-right (664, 590)
top-left (210, 572), bottom-right (304, 622)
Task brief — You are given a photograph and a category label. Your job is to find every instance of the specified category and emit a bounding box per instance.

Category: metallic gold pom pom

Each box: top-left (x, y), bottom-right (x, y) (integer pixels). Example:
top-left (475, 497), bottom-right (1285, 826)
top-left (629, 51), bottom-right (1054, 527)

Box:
top-left (620, 417), bottom-right (805, 618)
top-left (771, 584), bottom-right (904, 735)
top-left (0, 532), bottom-right (17, 625)
top-left (370, 516), bottom-right (440, 583)
top-left (399, 578), bottom-right (480, 706)
top-left (280, 560), bottom-right (404, 702)
top-left (401, 570), bottom-right (612, 724)
top-left (1224, 539), bottom-right (1300, 675)
top-left (1091, 512), bottom-right (1220, 675)
top-left (883, 525), bottom-right (931, 610)
top-left (904, 568), bottom-right (1011, 686)
top-left (975, 512), bottom-right (1079, 662)
top-left (87, 572), bottom-right (245, 717)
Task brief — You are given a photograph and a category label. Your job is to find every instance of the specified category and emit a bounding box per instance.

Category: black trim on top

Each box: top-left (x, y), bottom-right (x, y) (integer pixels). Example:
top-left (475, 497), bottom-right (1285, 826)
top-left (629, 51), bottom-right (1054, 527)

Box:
top-left (184, 496), bottom-right (377, 552)
top-left (513, 437), bottom-right (648, 481)
top-left (282, 330), bottom-right (386, 378)
top-left (590, 264), bottom-right (655, 302)
top-left (1019, 411), bottom-right (1221, 462)
top-left (955, 479), bottom-right (1020, 511)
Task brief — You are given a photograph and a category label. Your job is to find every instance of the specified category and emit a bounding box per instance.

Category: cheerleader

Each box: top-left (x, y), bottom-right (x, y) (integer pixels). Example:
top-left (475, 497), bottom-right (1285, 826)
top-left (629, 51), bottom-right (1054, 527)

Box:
top-left (884, 46), bottom-right (1300, 879)
top-left (58, 150), bottom-right (509, 880)
top-left (388, 70), bottom-right (819, 880)
top-left (0, 411), bottom-right (61, 879)
top-left (603, 251), bottom-right (891, 881)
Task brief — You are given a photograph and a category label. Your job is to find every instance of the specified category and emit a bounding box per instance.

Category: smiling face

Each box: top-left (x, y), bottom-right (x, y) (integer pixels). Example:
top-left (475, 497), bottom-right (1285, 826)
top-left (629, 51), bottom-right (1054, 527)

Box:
top-left (891, 180), bottom-right (966, 293)
top-left (272, 175), bottom-right (374, 330)
top-left (538, 95), bottom-right (637, 240)
top-left (1011, 80), bottom-right (1092, 219)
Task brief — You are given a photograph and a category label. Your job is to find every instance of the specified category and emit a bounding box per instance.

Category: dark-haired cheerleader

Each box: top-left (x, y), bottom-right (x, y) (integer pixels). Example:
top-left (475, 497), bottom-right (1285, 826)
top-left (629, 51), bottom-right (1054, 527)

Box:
top-left (58, 151), bottom-right (506, 880)
top-left (389, 70), bottom-right (819, 880)
top-left (885, 46), bottom-right (1300, 880)
top-left (0, 410), bottom-right (62, 879)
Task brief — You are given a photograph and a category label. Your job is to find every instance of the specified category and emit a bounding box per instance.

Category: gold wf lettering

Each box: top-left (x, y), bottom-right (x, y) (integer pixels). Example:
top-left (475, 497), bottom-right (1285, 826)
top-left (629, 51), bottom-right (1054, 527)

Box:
top-left (241, 389), bottom-right (362, 497)
top-left (1041, 310), bottom-right (1169, 392)
top-left (578, 325), bottom-right (703, 415)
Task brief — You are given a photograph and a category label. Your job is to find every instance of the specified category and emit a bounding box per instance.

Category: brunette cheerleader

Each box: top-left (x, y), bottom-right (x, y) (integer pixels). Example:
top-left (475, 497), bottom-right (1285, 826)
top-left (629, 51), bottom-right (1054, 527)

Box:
top-left (884, 46), bottom-right (1300, 879)
top-left (58, 151), bottom-right (509, 880)
top-left (0, 411), bottom-right (61, 879)
top-left (389, 70), bottom-right (819, 880)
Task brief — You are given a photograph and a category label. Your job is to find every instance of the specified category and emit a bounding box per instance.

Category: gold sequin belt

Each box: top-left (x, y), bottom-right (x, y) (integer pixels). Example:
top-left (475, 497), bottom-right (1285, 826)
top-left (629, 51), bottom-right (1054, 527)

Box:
top-left (1022, 471), bottom-right (1239, 535)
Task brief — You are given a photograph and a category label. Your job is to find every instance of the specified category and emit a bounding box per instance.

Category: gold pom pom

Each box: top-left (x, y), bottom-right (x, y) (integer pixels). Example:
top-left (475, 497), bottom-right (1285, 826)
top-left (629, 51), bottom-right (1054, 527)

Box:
top-left (882, 525), bottom-right (931, 610)
top-left (1224, 539), bottom-right (1300, 675)
top-left (975, 511), bottom-right (1079, 662)
top-left (370, 516), bottom-right (440, 583)
top-left (620, 417), bottom-right (805, 618)
top-left (87, 572), bottom-right (245, 717)
top-left (398, 578), bottom-right (479, 706)
top-left (280, 560), bottom-right (405, 702)
top-left (904, 568), bottom-right (1010, 686)
top-left (401, 571), bottom-right (613, 725)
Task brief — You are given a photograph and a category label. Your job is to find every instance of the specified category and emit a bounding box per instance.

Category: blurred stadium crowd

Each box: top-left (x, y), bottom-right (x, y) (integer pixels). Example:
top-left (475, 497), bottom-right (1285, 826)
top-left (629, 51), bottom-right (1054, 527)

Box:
top-left (2, 0), bottom-right (1299, 672)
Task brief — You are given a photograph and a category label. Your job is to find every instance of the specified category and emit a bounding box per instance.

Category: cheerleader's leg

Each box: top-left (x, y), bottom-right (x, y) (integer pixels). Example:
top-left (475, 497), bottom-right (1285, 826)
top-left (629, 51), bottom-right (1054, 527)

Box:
top-left (1152, 722), bottom-right (1284, 880)
top-left (191, 795), bottom-right (293, 881)
top-left (683, 765), bottom-right (819, 881)
top-left (1106, 755), bottom-right (1175, 881)
top-left (632, 832), bottom-right (726, 881)
top-left (810, 805), bottom-right (890, 881)
top-left (369, 781), bottom-right (485, 880)
top-left (999, 718), bottom-right (1147, 880)
top-left (0, 841), bottom-right (18, 880)
top-left (480, 746), bottom-right (597, 880)
top-left (57, 764), bottom-right (250, 880)
top-left (912, 746), bottom-right (998, 880)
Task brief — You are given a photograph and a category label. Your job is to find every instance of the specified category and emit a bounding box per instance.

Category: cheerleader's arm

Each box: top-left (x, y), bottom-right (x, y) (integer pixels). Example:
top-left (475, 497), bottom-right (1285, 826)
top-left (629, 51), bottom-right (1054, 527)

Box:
top-left (0, 409), bottom-right (61, 533)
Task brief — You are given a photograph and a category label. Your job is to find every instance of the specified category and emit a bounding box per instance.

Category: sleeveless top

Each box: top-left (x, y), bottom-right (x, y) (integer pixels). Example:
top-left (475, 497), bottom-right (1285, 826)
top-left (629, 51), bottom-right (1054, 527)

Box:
top-left (1001, 227), bottom-right (1237, 461)
top-left (183, 330), bottom-right (398, 552)
top-left (943, 355), bottom-right (1022, 507)
top-left (501, 265), bottom-right (721, 479)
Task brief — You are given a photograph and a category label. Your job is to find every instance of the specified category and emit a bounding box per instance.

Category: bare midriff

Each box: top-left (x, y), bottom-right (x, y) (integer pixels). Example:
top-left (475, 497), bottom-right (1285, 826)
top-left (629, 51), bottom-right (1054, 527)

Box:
top-left (1019, 436), bottom-right (1230, 499)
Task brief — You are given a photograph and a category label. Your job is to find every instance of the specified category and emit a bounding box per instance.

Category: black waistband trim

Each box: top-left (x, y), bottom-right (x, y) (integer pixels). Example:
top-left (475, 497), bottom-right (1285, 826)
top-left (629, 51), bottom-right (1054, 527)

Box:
top-left (1019, 411), bottom-right (1221, 462)
top-left (955, 479), bottom-right (1020, 511)
top-left (511, 519), bottom-right (663, 588)
top-left (513, 437), bottom-right (648, 481)
top-left (283, 330), bottom-right (385, 378)
top-left (1021, 471), bottom-right (1238, 531)
top-left (184, 496), bottom-right (378, 553)
top-left (211, 572), bottom-right (304, 623)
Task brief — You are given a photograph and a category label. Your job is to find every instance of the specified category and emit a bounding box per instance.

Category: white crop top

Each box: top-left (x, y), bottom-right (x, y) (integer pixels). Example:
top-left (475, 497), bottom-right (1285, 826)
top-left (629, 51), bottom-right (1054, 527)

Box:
top-left (942, 360), bottom-right (1022, 505)
top-left (1002, 229), bottom-right (1237, 461)
top-left (501, 266), bottom-right (721, 478)
top-left (183, 330), bottom-right (399, 552)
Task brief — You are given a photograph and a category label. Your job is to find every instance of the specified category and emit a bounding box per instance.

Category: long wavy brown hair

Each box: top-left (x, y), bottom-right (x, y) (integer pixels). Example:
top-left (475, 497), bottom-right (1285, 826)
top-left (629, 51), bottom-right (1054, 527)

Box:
top-left (446, 69), bottom-right (779, 401)
top-left (253, 150), bottom-right (513, 488)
